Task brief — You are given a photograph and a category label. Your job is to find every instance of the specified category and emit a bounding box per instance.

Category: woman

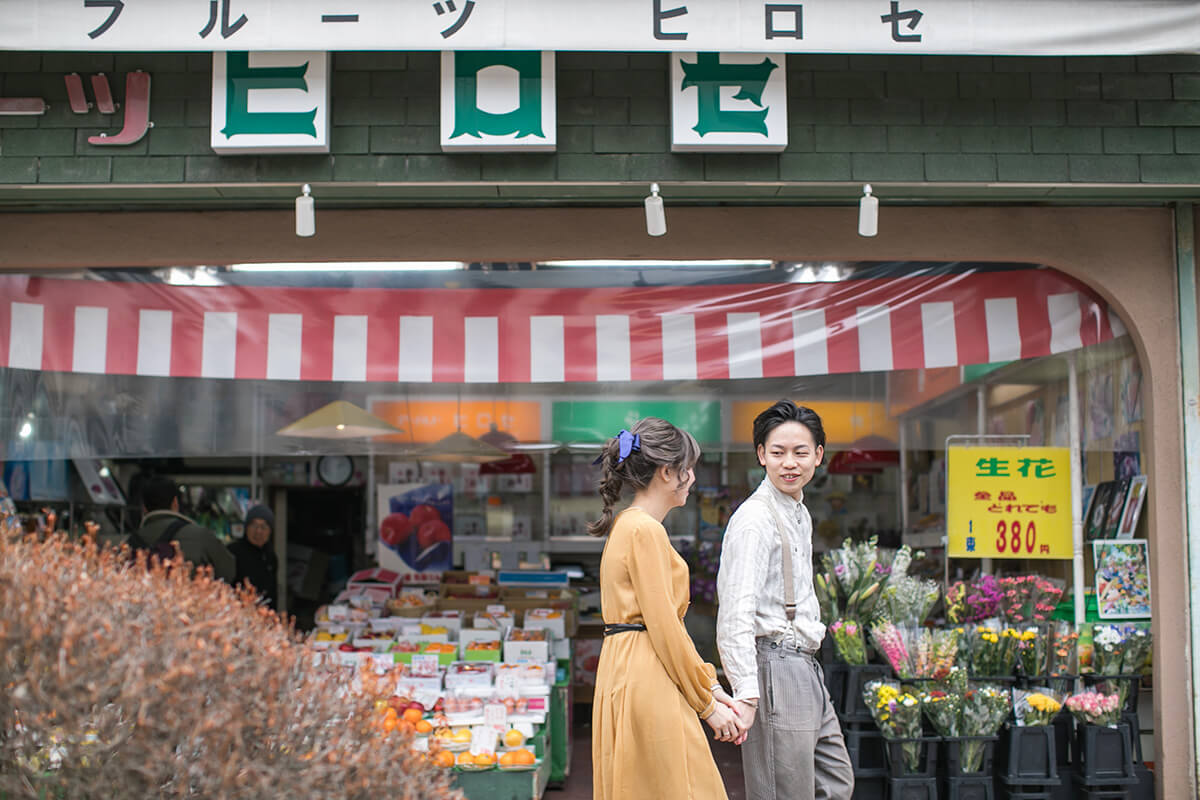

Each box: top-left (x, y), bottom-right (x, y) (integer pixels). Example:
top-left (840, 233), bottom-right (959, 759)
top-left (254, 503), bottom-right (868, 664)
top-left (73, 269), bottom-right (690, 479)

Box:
top-left (228, 505), bottom-right (279, 609)
top-left (590, 418), bottom-right (743, 800)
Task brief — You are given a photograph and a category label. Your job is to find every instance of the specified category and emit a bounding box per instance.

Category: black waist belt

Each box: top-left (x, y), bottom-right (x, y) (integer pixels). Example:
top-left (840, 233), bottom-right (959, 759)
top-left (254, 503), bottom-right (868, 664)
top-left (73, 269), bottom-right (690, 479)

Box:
top-left (603, 623), bottom-right (647, 636)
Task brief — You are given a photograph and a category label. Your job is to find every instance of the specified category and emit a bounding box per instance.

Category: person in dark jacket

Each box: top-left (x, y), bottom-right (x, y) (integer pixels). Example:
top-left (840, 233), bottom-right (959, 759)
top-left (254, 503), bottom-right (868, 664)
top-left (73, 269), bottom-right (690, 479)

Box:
top-left (136, 476), bottom-right (235, 583)
top-left (229, 505), bottom-right (279, 609)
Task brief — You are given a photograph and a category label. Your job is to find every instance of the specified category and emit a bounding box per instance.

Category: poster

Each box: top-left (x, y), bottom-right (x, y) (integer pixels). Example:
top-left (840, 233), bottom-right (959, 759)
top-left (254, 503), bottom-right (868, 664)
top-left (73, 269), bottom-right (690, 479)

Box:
top-left (1117, 475), bottom-right (1147, 538)
top-left (1120, 358), bottom-right (1143, 424)
top-left (946, 446), bottom-right (1071, 559)
top-left (376, 483), bottom-right (454, 584)
top-left (1085, 481), bottom-right (1116, 540)
top-left (1112, 432), bottom-right (1141, 481)
top-left (1092, 539), bottom-right (1152, 618)
top-left (1087, 370), bottom-right (1114, 442)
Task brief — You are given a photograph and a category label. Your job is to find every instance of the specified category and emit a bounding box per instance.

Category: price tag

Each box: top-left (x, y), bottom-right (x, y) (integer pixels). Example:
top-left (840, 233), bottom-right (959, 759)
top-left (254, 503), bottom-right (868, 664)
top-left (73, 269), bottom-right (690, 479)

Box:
top-left (414, 689), bottom-right (440, 710)
top-left (370, 652), bottom-right (395, 672)
top-left (411, 654), bottom-right (439, 678)
top-left (469, 725), bottom-right (497, 756)
top-left (486, 604), bottom-right (507, 615)
top-left (484, 702), bottom-right (508, 732)
top-left (496, 673), bottom-right (520, 696)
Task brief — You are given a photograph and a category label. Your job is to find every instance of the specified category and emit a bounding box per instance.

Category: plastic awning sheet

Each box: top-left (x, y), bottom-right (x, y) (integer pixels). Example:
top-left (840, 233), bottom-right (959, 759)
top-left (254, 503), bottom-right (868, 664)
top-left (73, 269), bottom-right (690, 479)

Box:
top-left (0, 266), bottom-right (1122, 385)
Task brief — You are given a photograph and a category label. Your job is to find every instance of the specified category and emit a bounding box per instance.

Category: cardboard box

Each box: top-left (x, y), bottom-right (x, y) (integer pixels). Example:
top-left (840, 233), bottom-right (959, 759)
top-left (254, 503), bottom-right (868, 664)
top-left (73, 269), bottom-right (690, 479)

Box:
top-left (461, 644), bottom-right (502, 662)
top-left (420, 611), bottom-right (463, 633)
top-left (348, 567), bottom-right (404, 598)
top-left (503, 630), bottom-right (551, 664)
top-left (445, 661), bottom-right (495, 689)
top-left (523, 608), bottom-right (567, 639)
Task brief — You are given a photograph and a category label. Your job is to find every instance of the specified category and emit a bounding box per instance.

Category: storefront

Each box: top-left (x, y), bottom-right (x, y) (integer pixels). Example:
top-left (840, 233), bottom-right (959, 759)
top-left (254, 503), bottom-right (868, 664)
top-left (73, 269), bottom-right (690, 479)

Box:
top-left (2, 3), bottom-right (1199, 797)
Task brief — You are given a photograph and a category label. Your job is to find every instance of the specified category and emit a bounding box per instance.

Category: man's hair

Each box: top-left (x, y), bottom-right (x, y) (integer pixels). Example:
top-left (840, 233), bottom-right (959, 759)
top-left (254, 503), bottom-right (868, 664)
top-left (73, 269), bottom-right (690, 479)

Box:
top-left (141, 475), bottom-right (180, 512)
top-left (752, 399), bottom-right (826, 451)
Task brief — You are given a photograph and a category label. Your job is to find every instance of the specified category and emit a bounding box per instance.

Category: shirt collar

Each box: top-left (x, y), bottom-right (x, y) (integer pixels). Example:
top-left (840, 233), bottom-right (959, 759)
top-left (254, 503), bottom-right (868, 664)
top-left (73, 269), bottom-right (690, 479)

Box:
top-left (762, 478), bottom-right (804, 512)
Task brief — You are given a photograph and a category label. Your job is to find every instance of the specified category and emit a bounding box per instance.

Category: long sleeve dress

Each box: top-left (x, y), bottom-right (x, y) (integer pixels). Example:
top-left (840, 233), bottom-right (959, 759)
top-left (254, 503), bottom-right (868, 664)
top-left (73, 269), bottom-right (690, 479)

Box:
top-left (591, 507), bottom-right (729, 800)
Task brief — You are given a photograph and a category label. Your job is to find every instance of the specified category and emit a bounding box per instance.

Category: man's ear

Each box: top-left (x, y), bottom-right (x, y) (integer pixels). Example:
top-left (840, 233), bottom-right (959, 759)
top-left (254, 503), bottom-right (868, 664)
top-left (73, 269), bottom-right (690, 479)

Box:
top-left (815, 445), bottom-right (825, 467)
top-left (756, 444), bottom-right (767, 467)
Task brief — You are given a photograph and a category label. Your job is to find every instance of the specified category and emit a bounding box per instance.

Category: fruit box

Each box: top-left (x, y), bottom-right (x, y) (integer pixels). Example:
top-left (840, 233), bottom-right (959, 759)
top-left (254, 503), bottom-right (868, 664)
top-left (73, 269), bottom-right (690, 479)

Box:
top-left (348, 567), bottom-right (404, 598)
top-left (420, 611), bottom-right (464, 633)
top-left (503, 632), bottom-right (551, 664)
top-left (523, 608), bottom-right (567, 639)
top-left (462, 643), bottom-right (502, 662)
top-left (445, 661), bottom-right (496, 689)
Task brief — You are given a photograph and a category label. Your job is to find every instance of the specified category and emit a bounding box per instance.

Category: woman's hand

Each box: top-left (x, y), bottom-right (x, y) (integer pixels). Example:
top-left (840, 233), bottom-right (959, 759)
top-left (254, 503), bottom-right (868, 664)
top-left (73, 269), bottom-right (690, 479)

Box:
top-left (703, 700), bottom-right (741, 742)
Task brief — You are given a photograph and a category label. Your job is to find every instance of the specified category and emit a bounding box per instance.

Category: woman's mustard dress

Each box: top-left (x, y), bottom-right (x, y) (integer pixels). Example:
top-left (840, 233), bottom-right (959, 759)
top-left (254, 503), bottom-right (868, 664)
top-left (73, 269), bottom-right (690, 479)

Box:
top-left (591, 508), bottom-right (728, 800)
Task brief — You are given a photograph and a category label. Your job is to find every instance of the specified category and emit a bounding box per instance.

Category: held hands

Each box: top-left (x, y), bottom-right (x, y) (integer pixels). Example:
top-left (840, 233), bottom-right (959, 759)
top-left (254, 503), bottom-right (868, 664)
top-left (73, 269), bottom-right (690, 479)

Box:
top-left (708, 687), bottom-right (754, 745)
top-left (704, 699), bottom-right (741, 743)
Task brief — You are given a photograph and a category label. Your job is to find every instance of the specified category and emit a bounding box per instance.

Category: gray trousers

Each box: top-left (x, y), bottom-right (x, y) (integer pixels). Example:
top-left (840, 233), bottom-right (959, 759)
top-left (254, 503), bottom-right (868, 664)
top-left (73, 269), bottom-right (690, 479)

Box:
top-left (741, 639), bottom-right (855, 800)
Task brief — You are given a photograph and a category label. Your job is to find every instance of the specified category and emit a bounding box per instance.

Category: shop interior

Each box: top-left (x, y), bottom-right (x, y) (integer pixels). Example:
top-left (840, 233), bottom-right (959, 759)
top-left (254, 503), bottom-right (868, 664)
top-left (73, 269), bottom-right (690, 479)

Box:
top-left (0, 259), bottom-right (1152, 796)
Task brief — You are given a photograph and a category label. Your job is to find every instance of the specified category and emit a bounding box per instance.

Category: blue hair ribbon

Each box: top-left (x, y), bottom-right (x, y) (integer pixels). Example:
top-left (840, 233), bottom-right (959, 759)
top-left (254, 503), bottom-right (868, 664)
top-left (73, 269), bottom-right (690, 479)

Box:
top-left (592, 429), bottom-right (641, 465)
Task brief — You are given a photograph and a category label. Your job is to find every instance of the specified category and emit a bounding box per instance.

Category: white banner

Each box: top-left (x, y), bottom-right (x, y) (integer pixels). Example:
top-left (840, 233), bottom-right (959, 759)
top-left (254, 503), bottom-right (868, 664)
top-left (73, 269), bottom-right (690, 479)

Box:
top-left (2, 0), bottom-right (1199, 54)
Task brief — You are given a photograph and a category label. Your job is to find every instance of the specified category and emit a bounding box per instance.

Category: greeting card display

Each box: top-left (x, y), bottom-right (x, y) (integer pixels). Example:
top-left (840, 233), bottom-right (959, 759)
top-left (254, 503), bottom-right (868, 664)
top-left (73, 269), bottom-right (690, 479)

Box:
top-left (1092, 539), bottom-right (1151, 619)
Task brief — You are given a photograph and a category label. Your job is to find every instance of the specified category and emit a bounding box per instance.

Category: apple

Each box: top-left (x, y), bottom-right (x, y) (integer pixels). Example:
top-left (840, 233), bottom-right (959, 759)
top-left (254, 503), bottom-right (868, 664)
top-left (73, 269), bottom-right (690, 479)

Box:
top-left (417, 519), bottom-right (452, 551)
top-left (406, 701), bottom-right (425, 713)
top-left (380, 512), bottom-right (413, 548)
top-left (409, 504), bottom-right (442, 527)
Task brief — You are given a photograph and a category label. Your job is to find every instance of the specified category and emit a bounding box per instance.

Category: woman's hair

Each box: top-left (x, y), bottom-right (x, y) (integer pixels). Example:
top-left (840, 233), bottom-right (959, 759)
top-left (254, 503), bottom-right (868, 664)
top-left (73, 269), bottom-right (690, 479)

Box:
top-left (587, 417), bottom-right (700, 537)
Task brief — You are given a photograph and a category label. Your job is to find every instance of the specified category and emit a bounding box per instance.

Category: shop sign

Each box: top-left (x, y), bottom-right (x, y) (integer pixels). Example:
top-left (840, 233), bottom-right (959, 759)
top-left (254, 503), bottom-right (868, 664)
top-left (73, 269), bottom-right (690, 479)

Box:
top-left (946, 446), bottom-right (1071, 560)
top-left (730, 400), bottom-right (897, 446)
top-left (370, 400), bottom-right (542, 444)
top-left (11, 1), bottom-right (1200, 56)
top-left (670, 53), bottom-right (787, 152)
top-left (441, 51), bottom-right (556, 151)
top-left (211, 51), bottom-right (330, 154)
top-left (551, 401), bottom-right (720, 443)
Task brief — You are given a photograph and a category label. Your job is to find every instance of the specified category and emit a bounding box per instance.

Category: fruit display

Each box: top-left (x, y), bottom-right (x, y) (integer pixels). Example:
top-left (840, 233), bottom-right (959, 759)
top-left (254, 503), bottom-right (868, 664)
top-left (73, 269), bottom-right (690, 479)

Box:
top-left (505, 628), bottom-right (547, 642)
top-left (465, 639), bottom-right (501, 651)
top-left (497, 748), bottom-right (537, 770)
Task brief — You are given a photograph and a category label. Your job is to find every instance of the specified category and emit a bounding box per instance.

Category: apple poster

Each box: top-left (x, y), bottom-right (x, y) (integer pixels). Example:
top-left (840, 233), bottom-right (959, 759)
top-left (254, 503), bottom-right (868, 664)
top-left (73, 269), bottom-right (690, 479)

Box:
top-left (377, 483), bottom-right (454, 583)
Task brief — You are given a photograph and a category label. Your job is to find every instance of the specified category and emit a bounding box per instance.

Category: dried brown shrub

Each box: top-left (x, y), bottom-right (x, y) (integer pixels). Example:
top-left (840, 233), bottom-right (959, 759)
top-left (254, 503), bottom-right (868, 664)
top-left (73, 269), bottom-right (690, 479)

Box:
top-left (0, 524), bottom-right (460, 800)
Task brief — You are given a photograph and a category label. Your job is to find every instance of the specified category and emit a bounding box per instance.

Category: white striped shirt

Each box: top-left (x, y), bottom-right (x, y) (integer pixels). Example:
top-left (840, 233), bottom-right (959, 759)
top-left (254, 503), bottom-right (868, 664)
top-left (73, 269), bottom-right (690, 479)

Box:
top-left (716, 478), bottom-right (826, 702)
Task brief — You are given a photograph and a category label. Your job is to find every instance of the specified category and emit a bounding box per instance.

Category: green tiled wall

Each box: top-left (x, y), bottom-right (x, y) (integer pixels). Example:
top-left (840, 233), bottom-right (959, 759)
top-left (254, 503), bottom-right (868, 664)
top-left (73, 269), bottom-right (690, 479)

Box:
top-left (4, 51), bottom-right (1200, 185)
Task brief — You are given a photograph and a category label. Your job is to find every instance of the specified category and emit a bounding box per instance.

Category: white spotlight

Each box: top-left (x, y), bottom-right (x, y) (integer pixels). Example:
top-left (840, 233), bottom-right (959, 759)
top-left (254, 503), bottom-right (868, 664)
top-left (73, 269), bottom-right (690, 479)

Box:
top-left (858, 183), bottom-right (878, 238)
top-left (644, 183), bottom-right (666, 237)
top-left (296, 184), bottom-right (315, 237)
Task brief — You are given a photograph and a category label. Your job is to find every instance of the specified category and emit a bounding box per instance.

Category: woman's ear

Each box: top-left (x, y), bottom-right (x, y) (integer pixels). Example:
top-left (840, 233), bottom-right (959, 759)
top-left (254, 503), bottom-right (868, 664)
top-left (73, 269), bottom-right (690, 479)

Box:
top-left (656, 464), bottom-right (674, 486)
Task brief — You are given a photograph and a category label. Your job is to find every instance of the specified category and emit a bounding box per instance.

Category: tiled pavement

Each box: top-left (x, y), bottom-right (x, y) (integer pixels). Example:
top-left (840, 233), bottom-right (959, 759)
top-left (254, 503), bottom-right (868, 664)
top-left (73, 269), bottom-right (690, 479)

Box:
top-left (548, 709), bottom-right (746, 800)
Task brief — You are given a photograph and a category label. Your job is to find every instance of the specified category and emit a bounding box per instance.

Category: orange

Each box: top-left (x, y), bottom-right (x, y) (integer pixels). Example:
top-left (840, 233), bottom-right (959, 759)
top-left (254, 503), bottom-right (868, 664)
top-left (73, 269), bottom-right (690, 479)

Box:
top-left (433, 749), bottom-right (455, 768)
top-left (499, 751), bottom-right (517, 767)
top-left (402, 707), bottom-right (423, 724)
top-left (514, 749), bottom-right (535, 765)
top-left (384, 707), bottom-right (398, 720)
top-left (456, 751), bottom-right (475, 765)
top-left (474, 752), bottom-right (496, 767)
top-left (396, 719), bottom-right (416, 735)
top-left (382, 717), bottom-right (398, 733)
top-left (502, 729), bottom-right (524, 748)
top-left (415, 719), bottom-right (433, 734)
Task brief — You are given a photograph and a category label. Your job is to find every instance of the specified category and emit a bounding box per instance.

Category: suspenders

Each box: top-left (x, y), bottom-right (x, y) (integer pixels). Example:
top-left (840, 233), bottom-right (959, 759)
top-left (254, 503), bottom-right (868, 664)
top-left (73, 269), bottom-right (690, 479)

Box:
top-left (751, 494), bottom-right (797, 622)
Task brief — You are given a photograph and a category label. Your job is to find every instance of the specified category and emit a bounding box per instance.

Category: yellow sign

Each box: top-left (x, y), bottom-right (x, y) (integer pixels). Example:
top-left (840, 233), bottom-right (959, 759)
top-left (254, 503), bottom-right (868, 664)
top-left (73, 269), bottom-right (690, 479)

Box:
top-left (947, 446), bottom-right (1072, 560)
top-left (730, 401), bottom-right (898, 447)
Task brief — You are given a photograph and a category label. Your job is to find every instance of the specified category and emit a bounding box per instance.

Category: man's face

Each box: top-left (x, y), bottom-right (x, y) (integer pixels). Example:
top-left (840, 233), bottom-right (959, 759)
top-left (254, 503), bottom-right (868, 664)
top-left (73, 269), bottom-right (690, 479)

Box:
top-left (756, 421), bottom-right (824, 501)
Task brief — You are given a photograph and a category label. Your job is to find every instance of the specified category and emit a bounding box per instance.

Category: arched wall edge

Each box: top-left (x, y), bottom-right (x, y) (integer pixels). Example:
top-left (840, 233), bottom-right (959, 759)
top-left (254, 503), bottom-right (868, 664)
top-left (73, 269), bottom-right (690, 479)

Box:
top-left (0, 204), bottom-right (1190, 798)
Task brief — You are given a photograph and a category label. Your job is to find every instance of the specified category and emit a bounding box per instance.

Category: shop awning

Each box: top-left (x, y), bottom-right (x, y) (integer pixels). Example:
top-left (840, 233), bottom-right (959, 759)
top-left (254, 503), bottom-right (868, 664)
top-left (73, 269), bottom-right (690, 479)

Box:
top-left (0, 268), bottom-right (1123, 385)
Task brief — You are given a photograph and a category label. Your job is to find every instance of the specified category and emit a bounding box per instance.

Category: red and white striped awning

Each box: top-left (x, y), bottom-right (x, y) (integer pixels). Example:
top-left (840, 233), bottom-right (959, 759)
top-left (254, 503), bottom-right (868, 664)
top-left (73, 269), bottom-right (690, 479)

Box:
top-left (0, 269), bottom-right (1122, 384)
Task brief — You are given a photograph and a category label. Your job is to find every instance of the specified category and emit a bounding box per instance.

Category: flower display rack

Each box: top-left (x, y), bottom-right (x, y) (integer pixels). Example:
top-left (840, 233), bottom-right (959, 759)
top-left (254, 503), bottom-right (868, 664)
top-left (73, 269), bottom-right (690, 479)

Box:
top-left (844, 725), bottom-right (887, 778)
top-left (945, 775), bottom-right (995, 800)
top-left (942, 735), bottom-right (998, 777)
top-left (888, 776), bottom-right (939, 800)
top-left (885, 736), bottom-right (940, 779)
top-left (1073, 721), bottom-right (1137, 787)
top-left (1000, 788), bottom-right (1053, 800)
top-left (830, 663), bottom-right (891, 722)
top-left (998, 724), bottom-right (1059, 786)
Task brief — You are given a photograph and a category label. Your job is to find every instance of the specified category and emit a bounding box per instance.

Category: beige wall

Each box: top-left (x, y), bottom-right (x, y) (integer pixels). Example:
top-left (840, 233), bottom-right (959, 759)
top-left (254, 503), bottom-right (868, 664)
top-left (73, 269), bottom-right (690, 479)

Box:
top-left (0, 204), bottom-right (1192, 797)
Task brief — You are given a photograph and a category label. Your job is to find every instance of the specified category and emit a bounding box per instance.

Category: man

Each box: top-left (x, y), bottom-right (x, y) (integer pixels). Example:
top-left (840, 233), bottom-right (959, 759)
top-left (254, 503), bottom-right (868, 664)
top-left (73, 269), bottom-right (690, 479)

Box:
top-left (716, 400), bottom-right (853, 800)
top-left (134, 475), bottom-right (235, 583)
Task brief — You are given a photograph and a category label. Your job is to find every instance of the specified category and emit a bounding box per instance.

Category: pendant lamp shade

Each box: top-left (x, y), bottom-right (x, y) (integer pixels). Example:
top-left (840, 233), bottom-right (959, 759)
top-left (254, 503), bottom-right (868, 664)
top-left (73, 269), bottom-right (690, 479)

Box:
top-left (276, 400), bottom-right (403, 439)
top-left (418, 430), bottom-right (510, 463)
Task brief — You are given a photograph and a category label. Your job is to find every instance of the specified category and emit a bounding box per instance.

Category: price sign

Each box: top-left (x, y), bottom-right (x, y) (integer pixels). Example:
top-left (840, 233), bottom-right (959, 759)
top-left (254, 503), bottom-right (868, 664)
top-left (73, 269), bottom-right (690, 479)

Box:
top-left (496, 672), bottom-right (520, 696)
top-left (469, 725), bottom-right (497, 757)
top-left (414, 688), bottom-right (441, 710)
top-left (947, 446), bottom-right (1072, 559)
top-left (411, 654), bottom-right (439, 678)
top-left (483, 702), bottom-right (508, 732)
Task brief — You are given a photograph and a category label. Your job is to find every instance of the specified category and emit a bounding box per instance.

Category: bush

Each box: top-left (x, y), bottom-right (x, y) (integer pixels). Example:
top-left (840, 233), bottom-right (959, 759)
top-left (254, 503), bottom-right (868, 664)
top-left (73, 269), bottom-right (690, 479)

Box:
top-left (0, 522), bottom-right (460, 800)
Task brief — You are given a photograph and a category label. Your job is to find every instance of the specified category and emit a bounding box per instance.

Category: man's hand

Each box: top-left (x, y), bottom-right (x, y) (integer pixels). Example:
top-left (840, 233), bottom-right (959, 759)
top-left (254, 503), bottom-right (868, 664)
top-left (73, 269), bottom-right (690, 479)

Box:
top-left (731, 699), bottom-right (757, 745)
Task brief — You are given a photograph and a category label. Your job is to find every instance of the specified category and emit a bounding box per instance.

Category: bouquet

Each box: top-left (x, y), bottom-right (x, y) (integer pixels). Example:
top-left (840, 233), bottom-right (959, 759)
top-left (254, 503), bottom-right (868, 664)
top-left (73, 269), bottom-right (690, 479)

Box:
top-left (864, 680), bottom-right (923, 772)
top-left (869, 619), bottom-right (912, 679)
top-left (1122, 626), bottom-right (1152, 675)
top-left (1091, 624), bottom-right (1127, 675)
top-left (997, 575), bottom-right (1064, 626)
top-left (829, 618), bottom-right (867, 665)
top-left (1065, 690), bottom-right (1122, 727)
top-left (1047, 621), bottom-right (1079, 677)
top-left (907, 626), bottom-right (960, 680)
top-left (1013, 688), bottom-right (1064, 726)
top-left (968, 623), bottom-right (1018, 677)
top-left (958, 684), bottom-right (1012, 772)
top-left (816, 537), bottom-right (885, 624)
top-left (946, 575), bottom-right (1003, 625)
top-left (1015, 624), bottom-right (1048, 678)
top-left (920, 689), bottom-right (961, 737)
top-left (879, 574), bottom-right (941, 628)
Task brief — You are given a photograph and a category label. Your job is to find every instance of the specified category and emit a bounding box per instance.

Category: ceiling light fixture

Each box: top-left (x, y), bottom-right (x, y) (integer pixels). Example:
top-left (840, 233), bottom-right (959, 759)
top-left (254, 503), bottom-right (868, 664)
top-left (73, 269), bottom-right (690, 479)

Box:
top-left (296, 183), bottom-right (315, 238)
top-left (858, 183), bottom-right (878, 238)
top-left (644, 182), bottom-right (666, 237)
top-left (228, 261), bottom-right (467, 272)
